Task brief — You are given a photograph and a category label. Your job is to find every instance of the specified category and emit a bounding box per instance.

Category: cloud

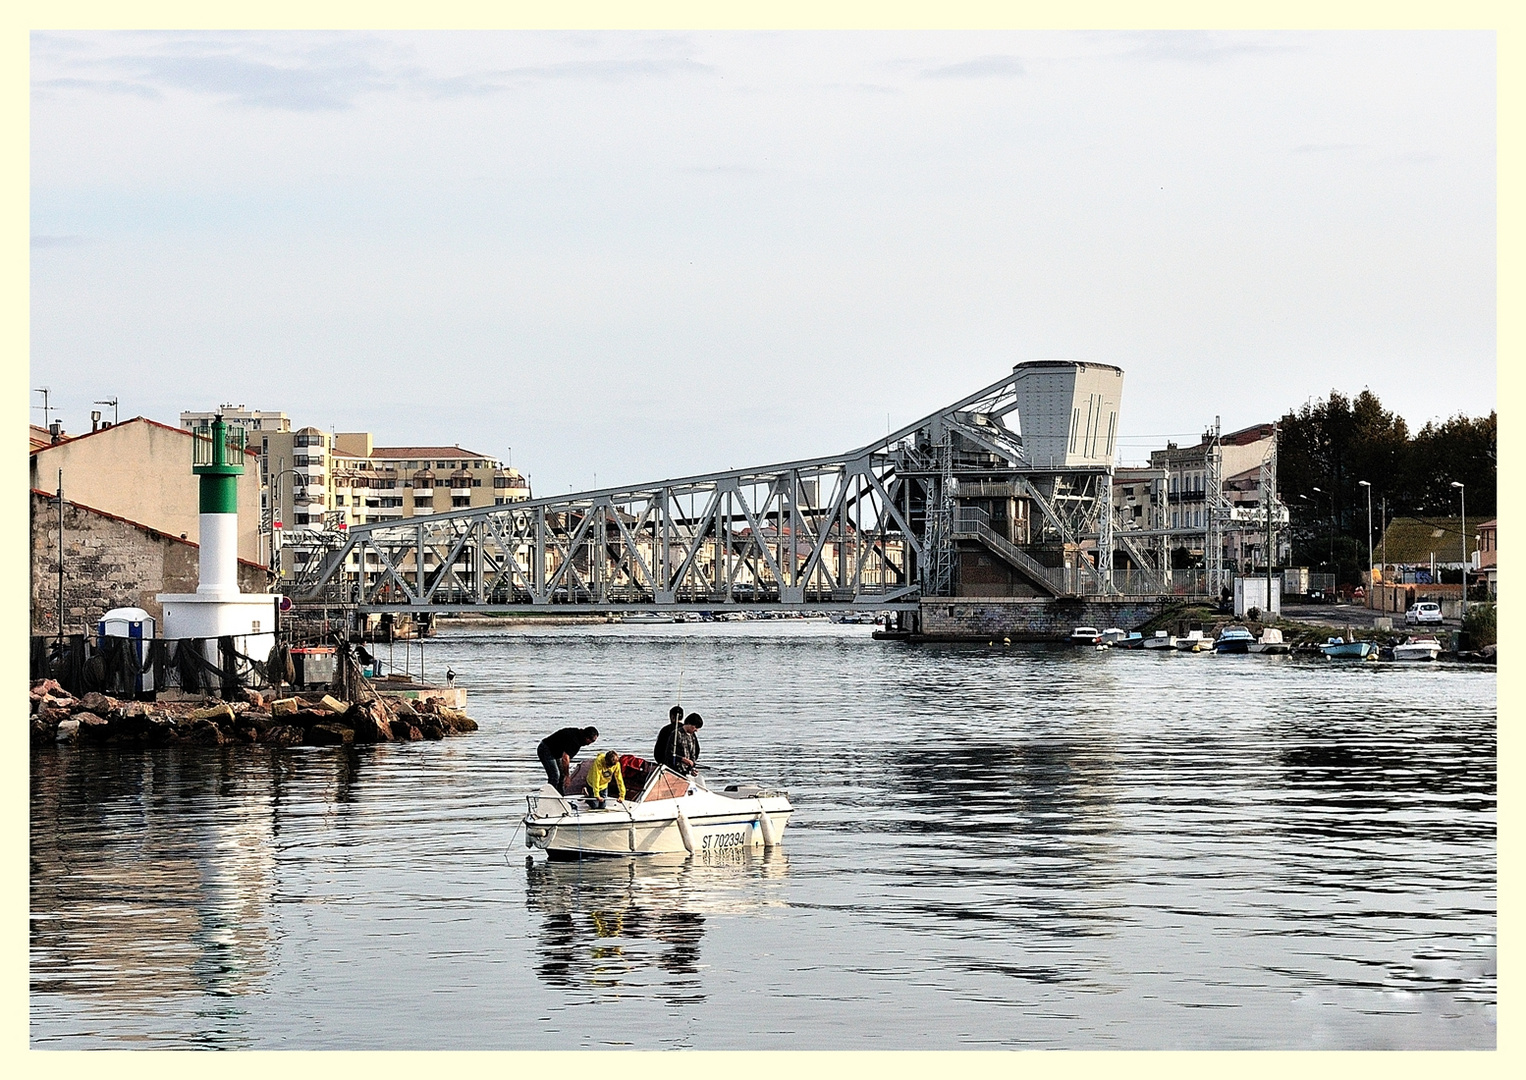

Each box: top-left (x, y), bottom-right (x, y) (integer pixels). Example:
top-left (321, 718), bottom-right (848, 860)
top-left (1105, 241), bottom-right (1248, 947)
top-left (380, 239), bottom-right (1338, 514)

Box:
top-left (921, 55), bottom-right (1025, 79)
top-left (33, 35), bottom-right (715, 111)
top-left (34, 76), bottom-right (162, 100)
top-left (1111, 31), bottom-right (1294, 65)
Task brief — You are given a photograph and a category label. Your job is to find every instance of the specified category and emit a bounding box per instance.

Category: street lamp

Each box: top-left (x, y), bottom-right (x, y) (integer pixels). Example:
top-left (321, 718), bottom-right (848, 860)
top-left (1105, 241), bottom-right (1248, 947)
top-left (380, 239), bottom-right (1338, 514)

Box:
top-left (1451, 481), bottom-right (1467, 619)
top-left (1312, 486), bottom-right (1334, 588)
top-left (1358, 480), bottom-right (1372, 607)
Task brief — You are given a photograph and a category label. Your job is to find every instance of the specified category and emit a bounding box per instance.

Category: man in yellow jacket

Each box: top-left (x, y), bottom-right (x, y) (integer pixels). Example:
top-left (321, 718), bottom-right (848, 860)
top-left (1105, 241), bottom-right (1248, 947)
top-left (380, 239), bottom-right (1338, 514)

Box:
top-left (583, 749), bottom-right (626, 807)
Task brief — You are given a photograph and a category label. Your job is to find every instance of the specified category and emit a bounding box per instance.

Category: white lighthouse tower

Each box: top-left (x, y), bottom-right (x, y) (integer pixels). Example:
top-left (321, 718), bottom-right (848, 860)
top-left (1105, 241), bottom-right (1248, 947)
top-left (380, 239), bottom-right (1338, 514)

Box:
top-left (158, 415), bottom-right (278, 681)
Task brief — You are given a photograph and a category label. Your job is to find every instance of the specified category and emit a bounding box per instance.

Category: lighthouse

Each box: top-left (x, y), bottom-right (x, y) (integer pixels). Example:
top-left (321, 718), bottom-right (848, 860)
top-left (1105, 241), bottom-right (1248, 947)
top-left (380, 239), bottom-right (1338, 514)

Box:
top-left (158, 415), bottom-right (278, 679)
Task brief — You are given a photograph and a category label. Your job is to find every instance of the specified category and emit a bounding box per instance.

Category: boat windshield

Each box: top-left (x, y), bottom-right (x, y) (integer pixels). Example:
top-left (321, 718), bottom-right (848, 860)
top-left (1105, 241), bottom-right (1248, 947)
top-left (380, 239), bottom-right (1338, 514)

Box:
top-left (636, 766), bottom-right (694, 803)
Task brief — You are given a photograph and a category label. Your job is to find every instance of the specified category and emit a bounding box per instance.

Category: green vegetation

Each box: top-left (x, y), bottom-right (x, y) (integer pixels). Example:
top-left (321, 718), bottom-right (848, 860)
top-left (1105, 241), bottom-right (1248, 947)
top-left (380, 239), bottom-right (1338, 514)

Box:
top-left (1463, 602), bottom-right (1496, 649)
top-left (1278, 390), bottom-right (1495, 586)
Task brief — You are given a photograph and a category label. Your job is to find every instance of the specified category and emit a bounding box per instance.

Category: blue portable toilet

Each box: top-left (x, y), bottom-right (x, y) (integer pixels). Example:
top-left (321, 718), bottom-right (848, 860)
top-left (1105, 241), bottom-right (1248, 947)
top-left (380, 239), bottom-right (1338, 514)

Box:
top-left (97, 607), bottom-right (155, 694)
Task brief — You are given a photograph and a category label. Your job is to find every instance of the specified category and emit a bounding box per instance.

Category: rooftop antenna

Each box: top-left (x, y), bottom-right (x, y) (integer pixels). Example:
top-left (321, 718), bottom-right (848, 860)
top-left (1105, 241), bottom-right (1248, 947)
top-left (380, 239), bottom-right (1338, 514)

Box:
top-left (32, 387), bottom-right (53, 428)
top-left (94, 397), bottom-right (119, 425)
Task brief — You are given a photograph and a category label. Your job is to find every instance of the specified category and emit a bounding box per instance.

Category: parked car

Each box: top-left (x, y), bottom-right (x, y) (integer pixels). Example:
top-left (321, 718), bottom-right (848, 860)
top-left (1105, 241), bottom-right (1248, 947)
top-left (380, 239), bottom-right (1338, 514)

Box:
top-left (1406, 602), bottom-right (1444, 626)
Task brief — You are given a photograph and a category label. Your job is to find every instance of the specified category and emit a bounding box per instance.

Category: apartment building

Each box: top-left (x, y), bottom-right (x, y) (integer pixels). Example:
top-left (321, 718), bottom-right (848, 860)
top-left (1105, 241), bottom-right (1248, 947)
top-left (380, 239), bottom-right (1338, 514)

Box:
top-left (1147, 422), bottom-right (1289, 570)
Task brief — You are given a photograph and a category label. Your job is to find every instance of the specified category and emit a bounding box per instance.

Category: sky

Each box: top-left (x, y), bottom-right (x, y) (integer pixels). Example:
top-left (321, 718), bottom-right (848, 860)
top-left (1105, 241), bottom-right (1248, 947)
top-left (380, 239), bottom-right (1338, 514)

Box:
top-left (29, 29), bottom-right (1496, 495)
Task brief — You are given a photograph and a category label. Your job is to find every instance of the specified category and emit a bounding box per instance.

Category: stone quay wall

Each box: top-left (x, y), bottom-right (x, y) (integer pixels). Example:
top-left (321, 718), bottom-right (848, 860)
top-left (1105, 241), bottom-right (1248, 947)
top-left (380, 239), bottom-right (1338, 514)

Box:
top-left (918, 596), bottom-right (1176, 642)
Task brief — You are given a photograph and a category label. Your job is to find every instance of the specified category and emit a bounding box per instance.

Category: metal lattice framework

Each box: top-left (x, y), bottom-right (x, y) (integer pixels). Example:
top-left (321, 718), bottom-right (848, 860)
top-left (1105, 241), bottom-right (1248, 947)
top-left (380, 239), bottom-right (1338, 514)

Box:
top-left (293, 368), bottom-right (1125, 613)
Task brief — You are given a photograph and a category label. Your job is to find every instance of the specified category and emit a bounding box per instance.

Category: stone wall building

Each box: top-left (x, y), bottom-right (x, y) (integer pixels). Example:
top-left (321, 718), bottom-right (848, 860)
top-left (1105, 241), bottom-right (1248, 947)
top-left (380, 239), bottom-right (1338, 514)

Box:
top-left (30, 417), bottom-right (264, 564)
top-left (30, 490), bottom-right (271, 637)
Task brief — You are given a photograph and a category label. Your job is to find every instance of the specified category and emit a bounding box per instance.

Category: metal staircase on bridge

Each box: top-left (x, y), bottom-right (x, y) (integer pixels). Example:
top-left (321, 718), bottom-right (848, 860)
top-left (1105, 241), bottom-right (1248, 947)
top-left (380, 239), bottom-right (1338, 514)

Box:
top-left (952, 507), bottom-right (1066, 597)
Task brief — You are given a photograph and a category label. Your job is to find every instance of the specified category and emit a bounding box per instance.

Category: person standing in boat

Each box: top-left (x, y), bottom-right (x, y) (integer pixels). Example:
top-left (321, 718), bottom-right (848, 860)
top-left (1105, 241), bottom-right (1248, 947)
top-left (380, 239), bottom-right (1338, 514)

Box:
top-left (654, 711), bottom-right (703, 775)
top-left (583, 749), bottom-right (627, 808)
top-left (537, 725), bottom-right (599, 794)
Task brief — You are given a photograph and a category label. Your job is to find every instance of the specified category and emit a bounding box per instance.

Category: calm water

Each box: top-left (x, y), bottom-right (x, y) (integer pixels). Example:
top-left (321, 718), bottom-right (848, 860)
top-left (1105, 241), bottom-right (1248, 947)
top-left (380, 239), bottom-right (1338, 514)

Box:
top-left (30, 621), bottom-right (1496, 1049)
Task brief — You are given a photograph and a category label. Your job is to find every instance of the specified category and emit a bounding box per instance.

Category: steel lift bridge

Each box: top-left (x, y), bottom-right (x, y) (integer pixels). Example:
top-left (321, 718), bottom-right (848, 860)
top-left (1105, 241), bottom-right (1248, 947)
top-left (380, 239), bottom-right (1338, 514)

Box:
top-left (292, 360), bottom-right (1157, 619)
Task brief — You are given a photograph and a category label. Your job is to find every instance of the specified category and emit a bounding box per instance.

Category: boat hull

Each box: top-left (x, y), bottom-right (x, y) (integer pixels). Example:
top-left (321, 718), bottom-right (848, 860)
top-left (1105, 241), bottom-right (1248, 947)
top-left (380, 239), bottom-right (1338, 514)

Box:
top-left (1392, 643), bottom-right (1441, 661)
top-left (1321, 642), bottom-right (1376, 659)
top-left (525, 786), bottom-right (793, 859)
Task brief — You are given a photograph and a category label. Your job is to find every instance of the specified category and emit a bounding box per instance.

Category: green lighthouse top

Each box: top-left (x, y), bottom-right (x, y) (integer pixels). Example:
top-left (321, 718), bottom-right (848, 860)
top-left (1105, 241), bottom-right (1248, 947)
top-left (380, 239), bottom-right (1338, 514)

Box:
top-left (192, 415), bottom-right (246, 476)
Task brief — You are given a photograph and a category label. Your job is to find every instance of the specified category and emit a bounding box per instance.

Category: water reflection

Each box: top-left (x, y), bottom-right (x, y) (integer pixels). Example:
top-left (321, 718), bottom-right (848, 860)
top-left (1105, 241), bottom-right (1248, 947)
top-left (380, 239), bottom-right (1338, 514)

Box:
top-left (31, 748), bottom-right (278, 1043)
top-left (525, 849), bottom-right (789, 1004)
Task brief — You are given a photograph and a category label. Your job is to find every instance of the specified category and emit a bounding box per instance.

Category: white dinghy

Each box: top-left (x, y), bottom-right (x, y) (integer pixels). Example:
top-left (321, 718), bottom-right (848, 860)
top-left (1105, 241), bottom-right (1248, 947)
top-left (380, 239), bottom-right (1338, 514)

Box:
top-left (524, 757), bottom-right (793, 861)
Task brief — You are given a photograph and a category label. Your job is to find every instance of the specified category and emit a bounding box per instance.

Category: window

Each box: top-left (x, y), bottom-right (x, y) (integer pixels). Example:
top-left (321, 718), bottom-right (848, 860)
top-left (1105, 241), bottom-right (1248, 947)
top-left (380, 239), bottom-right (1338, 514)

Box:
top-left (295, 513), bottom-right (311, 525)
top-left (335, 496), bottom-right (346, 506)
top-left (378, 479), bottom-right (396, 489)
top-left (1172, 512), bottom-right (1179, 528)
top-left (471, 478), bottom-right (481, 487)
top-left (380, 497), bottom-right (403, 508)
top-left (494, 475), bottom-right (512, 488)
top-left (452, 495), bottom-right (470, 507)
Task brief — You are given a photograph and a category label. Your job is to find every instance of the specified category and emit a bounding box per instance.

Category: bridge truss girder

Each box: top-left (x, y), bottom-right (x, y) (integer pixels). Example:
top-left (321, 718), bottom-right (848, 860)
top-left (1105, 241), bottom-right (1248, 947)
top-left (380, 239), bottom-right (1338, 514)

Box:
top-left (293, 366), bottom-right (1132, 612)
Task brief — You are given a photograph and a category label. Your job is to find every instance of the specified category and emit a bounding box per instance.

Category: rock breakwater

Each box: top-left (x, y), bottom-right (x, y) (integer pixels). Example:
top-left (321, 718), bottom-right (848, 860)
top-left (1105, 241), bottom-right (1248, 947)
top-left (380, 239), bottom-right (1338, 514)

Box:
top-left (29, 680), bottom-right (478, 748)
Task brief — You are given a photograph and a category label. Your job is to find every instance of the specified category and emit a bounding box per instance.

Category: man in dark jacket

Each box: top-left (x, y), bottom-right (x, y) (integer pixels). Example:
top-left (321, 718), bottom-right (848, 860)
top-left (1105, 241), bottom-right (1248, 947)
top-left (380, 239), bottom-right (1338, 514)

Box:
top-left (537, 725), bottom-right (599, 793)
top-left (654, 711), bottom-right (703, 774)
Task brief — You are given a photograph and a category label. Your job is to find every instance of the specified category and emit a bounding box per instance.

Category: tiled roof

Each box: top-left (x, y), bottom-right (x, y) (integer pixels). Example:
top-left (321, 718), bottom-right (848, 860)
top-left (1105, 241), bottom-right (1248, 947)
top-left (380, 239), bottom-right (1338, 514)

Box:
top-left (1377, 516), bottom-right (1473, 564)
top-left (369, 446), bottom-right (495, 460)
top-left (30, 416), bottom-right (258, 457)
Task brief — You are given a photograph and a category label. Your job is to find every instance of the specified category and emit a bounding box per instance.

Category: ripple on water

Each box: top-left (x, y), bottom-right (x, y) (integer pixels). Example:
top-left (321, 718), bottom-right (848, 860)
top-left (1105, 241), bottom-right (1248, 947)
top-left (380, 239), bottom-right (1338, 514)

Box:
top-left (32, 623), bottom-right (1494, 1049)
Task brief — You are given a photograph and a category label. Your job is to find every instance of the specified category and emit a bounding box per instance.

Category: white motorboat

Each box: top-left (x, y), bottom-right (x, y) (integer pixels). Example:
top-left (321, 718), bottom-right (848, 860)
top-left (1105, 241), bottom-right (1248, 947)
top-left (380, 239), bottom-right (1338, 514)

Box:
top-left (1392, 635), bottom-right (1442, 662)
top-left (1141, 630), bottom-right (1176, 650)
top-left (524, 758), bottom-right (793, 861)
top-left (1175, 629), bottom-right (1210, 652)
top-left (1247, 627), bottom-right (1290, 654)
top-left (1068, 626), bottom-right (1102, 646)
top-left (1100, 627), bottom-right (1129, 646)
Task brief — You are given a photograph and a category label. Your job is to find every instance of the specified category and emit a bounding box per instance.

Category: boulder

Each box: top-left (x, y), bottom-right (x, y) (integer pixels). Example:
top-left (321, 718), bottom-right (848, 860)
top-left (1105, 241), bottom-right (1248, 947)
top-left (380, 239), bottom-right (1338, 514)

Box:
top-left (183, 719), bottom-right (226, 746)
top-left (417, 717), bottom-right (446, 741)
top-left (437, 707), bottom-right (478, 733)
top-left (347, 702), bottom-right (393, 744)
top-left (240, 688), bottom-right (265, 708)
top-left (77, 714), bottom-right (112, 742)
top-left (78, 692), bottom-right (114, 717)
top-left (264, 725), bottom-right (306, 747)
top-left (191, 702), bottom-right (236, 724)
top-left (319, 694), bottom-right (349, 714)
top-left (390, 698), bottom-right (419, 719)
top-left (271, 697), bottom-right (300, 717)
top-left (31, 717), bottom-right (55, 745)
top-left (30, 678), bottom-right (65, 699)
top-left (306, 723), bottom-right (355, 746)
top-left (55, 717), bottom-right (80, 743)
top-left (395, 723), bottom-right (423, 742)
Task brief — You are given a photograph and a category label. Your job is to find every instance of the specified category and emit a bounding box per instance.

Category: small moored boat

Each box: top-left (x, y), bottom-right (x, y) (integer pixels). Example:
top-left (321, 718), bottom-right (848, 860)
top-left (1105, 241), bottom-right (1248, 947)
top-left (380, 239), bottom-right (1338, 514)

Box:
top-left (1118, 631), bottom-right (1146, 649)
top-left (1175, 629), bottom-right (1210, 652)
top-left (1247, 627), bottom-right (1290, 654)
top-left (524, 758), bottom-right (793, 860)
top-left (1321, 637), bottom-right (1377, 660)
top-left (1068, 626), bottom-right (1102, 646)
top-left (1099, 627), bottom-right (1129, 647)
top-left (1213, 625), bottom-right (1255, 654)
top-left (1392, 635), bottom-right (1442, 662)
top-left (1142, 630), bottom-right (1176, 650)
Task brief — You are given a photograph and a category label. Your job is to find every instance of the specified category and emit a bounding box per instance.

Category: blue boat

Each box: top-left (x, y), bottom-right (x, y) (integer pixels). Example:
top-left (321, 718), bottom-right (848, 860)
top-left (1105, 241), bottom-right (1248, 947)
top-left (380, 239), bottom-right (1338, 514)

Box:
top-left (1321, 637), bottom-right (1377, 660)
top-left (1213, 625), bottom-right (1255, 654)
